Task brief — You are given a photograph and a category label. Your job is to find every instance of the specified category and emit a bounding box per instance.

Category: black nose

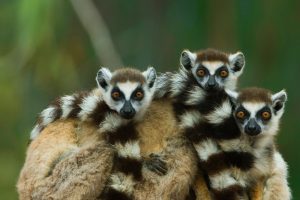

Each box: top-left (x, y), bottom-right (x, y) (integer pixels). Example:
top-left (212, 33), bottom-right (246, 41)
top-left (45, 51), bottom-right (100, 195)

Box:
top-left (245, 119), bottom-right (261, 136)
top-left (207, 76), bottom-right (217, 89)
top-left (120, 101), bottom-right (136, 119)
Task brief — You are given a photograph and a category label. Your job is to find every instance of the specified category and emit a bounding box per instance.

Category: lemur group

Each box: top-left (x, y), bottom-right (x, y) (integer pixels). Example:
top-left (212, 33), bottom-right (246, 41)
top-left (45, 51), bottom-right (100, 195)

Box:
top-left (21, 49), bottom-right (291, 200)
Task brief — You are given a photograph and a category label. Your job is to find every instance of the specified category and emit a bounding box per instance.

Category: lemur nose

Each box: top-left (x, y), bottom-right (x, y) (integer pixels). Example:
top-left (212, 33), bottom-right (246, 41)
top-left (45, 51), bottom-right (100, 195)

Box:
top-left (245, 119), bottom-right (261, 136)
top-left (207, 76), bottom-right (216, 88)
top-left (120, 101), bottom-right (136, 119)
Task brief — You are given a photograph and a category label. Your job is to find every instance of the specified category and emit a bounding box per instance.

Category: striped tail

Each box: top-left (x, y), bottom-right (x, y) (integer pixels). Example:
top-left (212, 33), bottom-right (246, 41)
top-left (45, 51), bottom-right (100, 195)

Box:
top-left (30, 88), bottom-right (110, 140)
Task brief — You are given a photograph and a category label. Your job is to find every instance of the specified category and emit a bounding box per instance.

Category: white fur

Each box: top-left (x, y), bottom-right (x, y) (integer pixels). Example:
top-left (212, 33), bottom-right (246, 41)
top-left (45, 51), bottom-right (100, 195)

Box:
top-left (181, 50), bottom-right (197, 67)
top-left (210, 170), bottom-right (239, 190)
top-left (115, 141), bottom-right (141, 159)
top-left (201, 61), bottom-right (224, 75)
top-left (61, 95), bottom-right (75, 118)
top-left (205, 100), bottom-right (232, 124)
top-left (109, 172), bottom-right (135, 195)
top-left (262, 152), bottom-right (291, 200)
top-left (180, 111), bottom-right (202, 128)
top-left (170, 68), bottom-right (189, 97)
top-left (30, 125), bottom-right (42, 140)
top-left (96, 67), bottom-right (112, 88)
top-left (243, 102), bottom-right (266, 118)
top-left (225, 89), bottom-right (238, 100)
top-left (40, 106), bottom-right (56, 126)
top-left (78, 94), bottom-right (101, 121)
top-left (117, 82), bottom-right (139, 100)
top-left (194, 139), bottom-right (220, 161)
top-left (228, 52), bottom-right (245, 76)
top-left (185, 86), bottom-right (206, 105)
top-left (99, 113), bottom-right (126, 132)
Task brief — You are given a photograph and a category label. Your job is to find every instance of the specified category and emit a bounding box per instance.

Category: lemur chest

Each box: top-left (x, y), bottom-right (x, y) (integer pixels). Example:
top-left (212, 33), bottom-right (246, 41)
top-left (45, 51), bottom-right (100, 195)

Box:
top-left (136, 99), bottom-right (179, 155)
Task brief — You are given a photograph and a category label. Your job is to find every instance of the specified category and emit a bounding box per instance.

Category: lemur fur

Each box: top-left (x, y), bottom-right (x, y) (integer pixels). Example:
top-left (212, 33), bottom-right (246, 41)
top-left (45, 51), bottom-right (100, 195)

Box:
top-left (29, 67), bottom-right (168, 199)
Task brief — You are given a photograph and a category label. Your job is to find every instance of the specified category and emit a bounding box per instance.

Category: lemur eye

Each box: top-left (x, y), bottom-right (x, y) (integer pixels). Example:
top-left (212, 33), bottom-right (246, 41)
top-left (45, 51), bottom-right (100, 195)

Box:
top-left (220, 70), bottom-right (228, 78)
top-left (135, 91), bottom-right (144, 100)
top-left (111, 91), bottom-right (121, 100)
top-left (197, 69), bottom-right (206, 77)
top-left (261, 111), bottom-right (271, 120)
top-left (236, 111), bottom-right (245, 119)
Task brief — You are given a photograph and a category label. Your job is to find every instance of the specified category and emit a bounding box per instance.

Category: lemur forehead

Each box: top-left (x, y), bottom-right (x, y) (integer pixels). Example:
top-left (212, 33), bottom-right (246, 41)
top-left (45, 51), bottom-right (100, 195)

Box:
top-left (196, 49), bottom-right (229, 64)
top-left (242, 102), bottom-right (267, 114)
top-left (110, 68), bottom-right (146, 85)
top-left (238, 87), bottom-right (272, 104)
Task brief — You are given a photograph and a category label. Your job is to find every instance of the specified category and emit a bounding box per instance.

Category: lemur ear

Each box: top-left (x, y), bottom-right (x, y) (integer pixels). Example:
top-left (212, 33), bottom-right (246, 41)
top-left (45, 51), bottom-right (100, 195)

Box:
top-left (180, 50), bottom-right (197, 70)
top-left (229, 52), bottom-right (245, 75)
top-left (225, 89), bottom-right (239, 105)
top-left (271, 90), bottom-right (287, 114)
top-left (143, 66), bottom-right (157, 89)
top-left (96, 67), bottom-right (112, 91)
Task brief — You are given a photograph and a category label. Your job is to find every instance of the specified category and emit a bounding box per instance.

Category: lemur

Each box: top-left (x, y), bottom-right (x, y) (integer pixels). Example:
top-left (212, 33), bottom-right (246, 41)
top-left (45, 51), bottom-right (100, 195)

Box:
top-left (221, 87), bottom-right (291, 200)
top-left (159, 49), bottom-right (290, 199)
top-left (29, 67), bottom-right (168, 199)
top-left (156, 49), bottom-right (248, 198)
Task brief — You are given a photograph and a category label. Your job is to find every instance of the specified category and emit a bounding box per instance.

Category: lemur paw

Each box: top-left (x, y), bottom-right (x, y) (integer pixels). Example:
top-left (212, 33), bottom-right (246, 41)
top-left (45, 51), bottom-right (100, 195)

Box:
top-left (144, 153), bottom-right (168, 176)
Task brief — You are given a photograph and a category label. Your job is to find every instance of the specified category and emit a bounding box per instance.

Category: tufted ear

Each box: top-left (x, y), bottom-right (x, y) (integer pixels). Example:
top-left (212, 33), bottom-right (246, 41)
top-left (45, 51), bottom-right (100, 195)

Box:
top-left (228, 51), bottom-right (245, 76)
top-left (225, 89), bottom-right (239, 105)
top-left (180, 50), bottom-right (197, 70)
top-left (142, 66), bottom-right (157, 89)
top-left (271, 89), bottom-right (287, 115)
top-left (95, 67), bottom-right (112, 91)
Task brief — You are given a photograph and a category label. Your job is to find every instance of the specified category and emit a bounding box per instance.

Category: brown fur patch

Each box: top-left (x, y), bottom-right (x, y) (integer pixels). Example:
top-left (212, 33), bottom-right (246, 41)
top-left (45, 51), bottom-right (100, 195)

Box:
top-left (238, 87), bottom-right (272, 104)
top-left (111, 68), bottom-right (145, 84)
top-left (196, 49), bottom-right (229, 64)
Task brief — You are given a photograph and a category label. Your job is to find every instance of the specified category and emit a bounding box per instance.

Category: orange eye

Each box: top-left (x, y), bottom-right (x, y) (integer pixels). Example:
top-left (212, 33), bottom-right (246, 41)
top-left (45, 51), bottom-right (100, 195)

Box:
top-left (135, 91), bottom-right (144, 99)
top-left (111, 91), bottom-right (120, 99)
top-left (261, 111), bottom-right (271, 120)
top-left (197, 69), bottom-right (206, 77)
top-left (236, 111), bottom-right (245, 119)
top-left (220, 70), bottom-right (228, 78)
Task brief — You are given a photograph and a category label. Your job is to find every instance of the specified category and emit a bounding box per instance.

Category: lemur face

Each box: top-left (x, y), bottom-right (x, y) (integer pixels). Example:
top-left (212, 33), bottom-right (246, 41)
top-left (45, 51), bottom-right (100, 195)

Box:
top-left (180, 49), bottom-right (245, 91)
top-left (226, 88), bottom-right (287, 136)
top-left (96, 67), bottom-right (156, 120)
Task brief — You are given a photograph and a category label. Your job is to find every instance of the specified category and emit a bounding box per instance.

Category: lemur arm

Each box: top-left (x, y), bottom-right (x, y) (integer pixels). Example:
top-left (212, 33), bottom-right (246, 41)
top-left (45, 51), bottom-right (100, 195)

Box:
top-left (262, 152), bottom-right (291, 200)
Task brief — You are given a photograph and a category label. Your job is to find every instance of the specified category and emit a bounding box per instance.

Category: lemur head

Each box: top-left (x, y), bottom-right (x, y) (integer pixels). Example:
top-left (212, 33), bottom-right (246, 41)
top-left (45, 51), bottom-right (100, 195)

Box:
top-left (96, 67), bottom-right (156, 120)
top-left (180, 49), bottom-right (245, 91)
top-left (226, 87), bottom-right (287, 136)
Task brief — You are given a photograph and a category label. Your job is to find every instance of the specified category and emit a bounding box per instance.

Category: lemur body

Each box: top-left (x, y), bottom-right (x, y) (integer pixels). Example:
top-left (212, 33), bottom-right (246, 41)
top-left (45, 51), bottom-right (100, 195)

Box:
top-left (163, 49), bottom-right (290, 199)
top-left (30, 67), bottom-right (169, 199)
top-left (223, 87), bottom-right (291, 200)
top-left (160, 49), bottom-right (249, 199)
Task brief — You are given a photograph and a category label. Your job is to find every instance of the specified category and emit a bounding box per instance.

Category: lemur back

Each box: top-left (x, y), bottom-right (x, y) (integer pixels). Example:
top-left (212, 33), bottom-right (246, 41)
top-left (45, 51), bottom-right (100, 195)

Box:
top-left (29, 67), bottom-right (169, 199)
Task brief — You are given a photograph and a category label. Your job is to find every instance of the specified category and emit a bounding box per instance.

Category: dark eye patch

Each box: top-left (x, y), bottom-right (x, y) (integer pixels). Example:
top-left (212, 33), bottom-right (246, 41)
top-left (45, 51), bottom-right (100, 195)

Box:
top-left (235, 106), bottom-right (250, 123)
top-left (256, 106), bottom-right (272, 122)
top-left (111, 87), bottom-right (124, 101)
top-left (131, 86), bottom-right (145, 101)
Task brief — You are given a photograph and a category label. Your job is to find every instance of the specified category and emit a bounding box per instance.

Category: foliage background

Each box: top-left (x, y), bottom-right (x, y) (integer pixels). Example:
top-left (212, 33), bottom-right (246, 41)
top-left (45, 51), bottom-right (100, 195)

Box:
top-left (0, 0), bottom-right (299, 199)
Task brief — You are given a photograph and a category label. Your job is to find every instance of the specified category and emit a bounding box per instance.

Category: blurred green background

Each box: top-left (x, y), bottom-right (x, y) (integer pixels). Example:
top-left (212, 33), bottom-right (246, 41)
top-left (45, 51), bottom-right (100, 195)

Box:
top-left (0, 0), bottom-right (299, 199)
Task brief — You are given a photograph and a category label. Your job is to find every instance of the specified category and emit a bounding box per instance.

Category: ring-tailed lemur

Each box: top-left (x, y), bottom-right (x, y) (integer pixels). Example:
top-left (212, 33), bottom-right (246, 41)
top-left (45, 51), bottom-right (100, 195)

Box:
top-left (30, 67), bottom-right (168, 199)
top-left (157, 49), bottom-right (248, 199)
top-left (221, 87), bottom-right (291, 200)
top-left (159, 49), bottom-right (290, 199)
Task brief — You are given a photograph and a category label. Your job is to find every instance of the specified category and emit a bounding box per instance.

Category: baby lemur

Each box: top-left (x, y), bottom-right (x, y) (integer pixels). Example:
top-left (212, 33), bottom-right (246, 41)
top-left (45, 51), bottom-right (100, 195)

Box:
top-left (30, 67), bottom-right (168, 199)
top-left (221, 87), bottom-right (291, 200)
